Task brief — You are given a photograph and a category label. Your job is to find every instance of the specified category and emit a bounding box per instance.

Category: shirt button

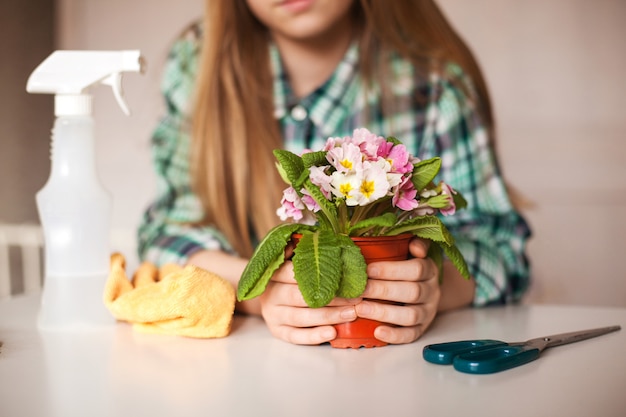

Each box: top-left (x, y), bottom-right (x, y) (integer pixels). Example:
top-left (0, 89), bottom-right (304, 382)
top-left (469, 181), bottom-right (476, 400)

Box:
top-left (290, 105), bottom-right (308, 121)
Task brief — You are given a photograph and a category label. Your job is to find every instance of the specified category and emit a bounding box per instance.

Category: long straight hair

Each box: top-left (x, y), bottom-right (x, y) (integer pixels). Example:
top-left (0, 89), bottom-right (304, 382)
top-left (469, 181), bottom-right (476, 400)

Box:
top-left (192, 0), bottom-right (495, 257)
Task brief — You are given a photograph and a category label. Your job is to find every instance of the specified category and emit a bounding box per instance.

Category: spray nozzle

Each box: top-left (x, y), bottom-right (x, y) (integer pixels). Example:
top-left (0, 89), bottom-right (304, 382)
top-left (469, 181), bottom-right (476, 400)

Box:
top-left (26, 50), bottom-right (145, 116)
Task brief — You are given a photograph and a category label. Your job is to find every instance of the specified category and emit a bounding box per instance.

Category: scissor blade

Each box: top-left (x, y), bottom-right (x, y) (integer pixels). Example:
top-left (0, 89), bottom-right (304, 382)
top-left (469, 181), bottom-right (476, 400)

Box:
top-left (527, 325), bottom-right (621, 350)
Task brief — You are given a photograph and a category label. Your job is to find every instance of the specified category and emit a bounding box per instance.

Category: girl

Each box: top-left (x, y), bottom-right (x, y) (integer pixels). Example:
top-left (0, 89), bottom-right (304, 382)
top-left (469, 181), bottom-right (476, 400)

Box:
top-left (138, 0), bottom-right (531, 345)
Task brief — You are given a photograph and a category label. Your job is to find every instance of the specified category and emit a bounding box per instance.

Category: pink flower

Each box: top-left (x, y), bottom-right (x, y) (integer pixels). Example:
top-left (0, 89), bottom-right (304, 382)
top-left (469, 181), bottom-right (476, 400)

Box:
top-left (439, 182), bottom-right (457, 216)
top-left (326, 142), bottom-right (363, 173)
top-left (392, 176), bottom-right (419, 211)
top-left (273, 128), bottom-right (465, 236)
top-left (323, 135), bottom-right (351, 151)
top-left (387, 144), bottom-right (414, 174)
top-left (300, 189), bottom-right (321, 213)
top-left (309, 165), bottom-right (333, 199)
top-left (378, 143), bottom-right (413, 174)
top-left (276, 187), bottom-right (306, 221)
top-left (351, 128), bottom-right (385, 160)
top-left (377, 141), bottom-right (393, 159)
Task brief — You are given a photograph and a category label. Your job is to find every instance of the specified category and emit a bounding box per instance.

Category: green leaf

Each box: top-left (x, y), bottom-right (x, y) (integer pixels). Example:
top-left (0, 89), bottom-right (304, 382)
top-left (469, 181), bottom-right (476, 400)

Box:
top-left (273, 149), bottom-right (304, 187)
top-left (428, 242), bottom-right (444, 282)
top-left (297, 151), bottom-right (329, 189)
top-left (386, 136), bottom-right (403, 146)
top-left (302, 151), bottom-right (328, 168)
top-left (336, 235), bottom-right (367, 299)
top-left (441, 242), bottom-right (471, 280)
top-left (385, 215), bottom-right (455, 246)
top-left (237, 223), bottom-right (303, 301)
top-left (453, 191), bottom-right (468, 210)
top-left (275, 162), bottom-right (290, 185)
top-left (302, 178), bottom-right (338, 231)
top-left (294, 169), bottom-right (311, 190)
top-left (292, 230), bottom-right (342, 308)
top-left (349, 212), bottom-right (397, 235)
top-left (412, 157), bottom-right (442, 190)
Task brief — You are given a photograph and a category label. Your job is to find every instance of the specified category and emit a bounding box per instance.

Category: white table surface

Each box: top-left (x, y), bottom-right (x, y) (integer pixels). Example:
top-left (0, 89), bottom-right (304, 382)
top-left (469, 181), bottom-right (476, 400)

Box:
top-left (1, 294), bottom-right (624, 417)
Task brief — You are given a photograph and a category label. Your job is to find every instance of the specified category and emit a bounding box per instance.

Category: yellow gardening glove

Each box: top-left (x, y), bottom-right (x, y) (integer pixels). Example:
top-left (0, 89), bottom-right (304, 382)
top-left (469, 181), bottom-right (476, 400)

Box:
top-left (103, 253), bottom-right (235, 338)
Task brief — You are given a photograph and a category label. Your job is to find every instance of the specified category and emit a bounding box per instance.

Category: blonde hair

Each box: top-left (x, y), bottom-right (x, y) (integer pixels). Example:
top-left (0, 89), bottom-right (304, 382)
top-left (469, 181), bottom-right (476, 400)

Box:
top-left (192, 0), bottom-right (495, 257)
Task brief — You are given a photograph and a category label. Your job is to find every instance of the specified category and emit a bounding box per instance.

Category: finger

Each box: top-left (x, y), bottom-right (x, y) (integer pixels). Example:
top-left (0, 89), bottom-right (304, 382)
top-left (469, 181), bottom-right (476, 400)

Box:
top-left (270, 324), bottom-right (337, 345)
top-left (374, 303), bottom-right (439, 344)
top-left (374, 324), bottom-right (425, 345)
top-left (326, 297), bottom-right (363, 307)
top-left (409, 238), bottom-right (431, 258)
top-left (367, 258), bottom-right (438, 282)
top-left (362, 274), bottom-right (439, 304)
top-left (355, 300), bottom-right (431, 326)
top-left (270, 262), bottom-right (297, 284)
top-left (265, 281), bottom-right (362, 308)
top-left (285, 241), bottom-right (295, 259)
top-left (263, 281), bottom-right (309, 307)
top-left (361, 279), bottom-right (421, 304)
top-left (268, 304), bottom-right (357, 328)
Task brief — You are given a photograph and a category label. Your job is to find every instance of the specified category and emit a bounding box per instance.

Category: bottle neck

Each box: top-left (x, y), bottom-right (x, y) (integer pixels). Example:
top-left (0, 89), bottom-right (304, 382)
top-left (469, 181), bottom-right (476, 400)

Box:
top-left (50, 115), bottom-right (98, 180)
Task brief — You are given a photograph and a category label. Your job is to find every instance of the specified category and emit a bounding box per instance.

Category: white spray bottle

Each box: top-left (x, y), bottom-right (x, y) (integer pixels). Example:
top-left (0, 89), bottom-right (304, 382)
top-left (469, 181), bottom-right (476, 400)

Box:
top-left (26, 50), bottom-right (144, 330)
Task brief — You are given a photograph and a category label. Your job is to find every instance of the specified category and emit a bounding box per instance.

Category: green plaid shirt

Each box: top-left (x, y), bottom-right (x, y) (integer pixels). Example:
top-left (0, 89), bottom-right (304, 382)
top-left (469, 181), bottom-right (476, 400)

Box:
top-left (138, 27), bottom-right (531, 306)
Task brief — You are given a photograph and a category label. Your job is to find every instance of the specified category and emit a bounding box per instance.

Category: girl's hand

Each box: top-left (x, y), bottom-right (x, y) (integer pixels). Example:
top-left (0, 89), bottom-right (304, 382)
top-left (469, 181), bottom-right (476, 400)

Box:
top-left (354, 238), bottom-right (441, 344)
top-left (259, 261), bottom-right (360, 345)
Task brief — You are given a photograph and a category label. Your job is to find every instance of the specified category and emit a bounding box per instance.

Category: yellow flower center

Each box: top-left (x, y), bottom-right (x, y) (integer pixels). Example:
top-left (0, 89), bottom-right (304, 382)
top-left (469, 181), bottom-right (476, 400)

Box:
top-left (360, 180), bottom-right (375, 198)
top-left (339, 183), bottom-right (353, 196)
top-left (341, 159), bottom-right (353, 170)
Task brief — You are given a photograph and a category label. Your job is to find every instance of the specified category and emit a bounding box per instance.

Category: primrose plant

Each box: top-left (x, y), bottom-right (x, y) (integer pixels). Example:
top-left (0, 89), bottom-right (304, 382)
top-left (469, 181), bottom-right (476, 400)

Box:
top-left (237, 128), bottom-right (470, 308)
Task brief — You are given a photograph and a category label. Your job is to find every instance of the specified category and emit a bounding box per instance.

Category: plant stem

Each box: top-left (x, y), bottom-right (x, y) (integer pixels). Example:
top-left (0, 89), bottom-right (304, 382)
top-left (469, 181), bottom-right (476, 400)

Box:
top-left (351, 204), bottom-right (373, 225)
top-left (338, 202), bottom-right (349, 234)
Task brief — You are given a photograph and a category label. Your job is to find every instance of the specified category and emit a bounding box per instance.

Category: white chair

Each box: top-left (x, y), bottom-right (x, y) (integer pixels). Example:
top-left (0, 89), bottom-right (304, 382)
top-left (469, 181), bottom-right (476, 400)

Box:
top-left (0, 223), bottom-right (44, 298)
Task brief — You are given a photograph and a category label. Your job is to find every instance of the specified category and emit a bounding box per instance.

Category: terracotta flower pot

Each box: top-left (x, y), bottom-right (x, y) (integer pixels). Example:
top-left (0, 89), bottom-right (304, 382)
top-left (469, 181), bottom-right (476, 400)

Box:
top-left (332, 233), bottom-right (413, 348)
top-left (292, 233), bottom-right (413, 349)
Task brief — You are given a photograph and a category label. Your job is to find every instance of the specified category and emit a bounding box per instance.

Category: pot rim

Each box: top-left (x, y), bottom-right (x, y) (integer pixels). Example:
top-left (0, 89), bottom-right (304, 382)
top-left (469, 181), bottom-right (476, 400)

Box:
top-left (291, 232), bottom-right (414, 242)
top-left (349, 232), bottom-right (414, 242)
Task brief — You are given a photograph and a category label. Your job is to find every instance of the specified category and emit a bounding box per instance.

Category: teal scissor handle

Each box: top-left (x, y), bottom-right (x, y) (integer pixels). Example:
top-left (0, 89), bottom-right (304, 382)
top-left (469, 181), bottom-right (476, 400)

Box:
top-left (423, 339), bottom-right (508, 365)
top-left (453, 345), bottom-right (541, 374)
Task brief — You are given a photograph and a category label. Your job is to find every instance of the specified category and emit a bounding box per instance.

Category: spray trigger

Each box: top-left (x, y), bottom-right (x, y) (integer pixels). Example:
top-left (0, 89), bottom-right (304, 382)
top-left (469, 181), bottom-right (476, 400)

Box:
top-left (102, 72), bottom-right (130, 116)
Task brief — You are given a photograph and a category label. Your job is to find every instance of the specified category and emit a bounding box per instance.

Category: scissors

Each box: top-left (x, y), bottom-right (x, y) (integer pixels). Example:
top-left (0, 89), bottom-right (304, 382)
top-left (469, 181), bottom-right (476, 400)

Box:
top-left (422, 325), bottom-right (621, 374)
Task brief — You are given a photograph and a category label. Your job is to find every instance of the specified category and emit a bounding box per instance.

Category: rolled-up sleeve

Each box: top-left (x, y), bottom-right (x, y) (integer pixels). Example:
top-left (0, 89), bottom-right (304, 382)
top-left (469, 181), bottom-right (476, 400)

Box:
top-left (137, 27), bottom-right (233, 266)
top-left (422, 64), bottom-right (531, 306)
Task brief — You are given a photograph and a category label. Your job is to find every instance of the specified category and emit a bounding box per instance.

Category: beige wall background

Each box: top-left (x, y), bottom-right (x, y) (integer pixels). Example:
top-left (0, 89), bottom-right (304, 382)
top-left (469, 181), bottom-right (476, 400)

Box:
top-left (436, 0), bottom-right (626, 307)
top-left (6, 0), bottom-right (625, 306)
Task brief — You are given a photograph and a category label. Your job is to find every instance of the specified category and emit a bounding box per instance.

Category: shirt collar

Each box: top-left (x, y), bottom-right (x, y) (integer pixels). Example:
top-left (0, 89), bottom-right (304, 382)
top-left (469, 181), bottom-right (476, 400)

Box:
top-left (271, 42), bottom-right (361, 138)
